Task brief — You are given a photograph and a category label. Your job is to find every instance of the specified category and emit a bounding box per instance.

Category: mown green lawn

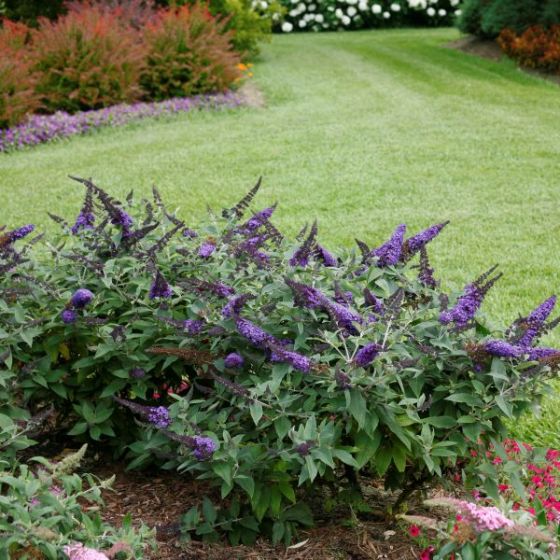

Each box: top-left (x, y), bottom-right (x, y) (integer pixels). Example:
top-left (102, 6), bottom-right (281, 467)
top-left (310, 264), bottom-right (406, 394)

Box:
top-left (2, 28), bottom-right (560, 443)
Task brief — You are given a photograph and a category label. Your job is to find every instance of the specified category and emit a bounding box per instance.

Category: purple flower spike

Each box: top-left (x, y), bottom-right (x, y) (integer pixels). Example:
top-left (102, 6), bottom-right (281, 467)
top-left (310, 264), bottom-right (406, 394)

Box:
top-left (484, 340), bottom-right (523, 358)
top-left (148, 406), bottom-right (171, 429)
top-left (111, 209), bottom-right (133, 233)
top-left (526, 347), bottom-right (560, 360)
top-left (315, 245), bottom-right (338, 267)
top-left (404, 221), bottom-right (449, 258)
top-left (184, 319), bottom-right (204, 335)
top-left (235, 317), bottom-right (274, 348)
top-left (363, 289), bottom-right (384, 314)
top-left (130, 368), bottom-right (145, 379)
top-left (70, 288), bottom-right (94, 309)
top-left (198, 241), bottom-right (216, 258)
top-left (269, 344), bottom-right (312, 373)
top-left (182, 228), bottom-right (198, 238)
top-left (373, 224), bottom-right (406, 267)
top-left (517, 296), bottom-right (557, 347)
top-left (7, 224), bottom-right (35, 243)
top-left (192, 435), bottom-right (217, 461)
top-left (243, 206), bottom-right (276, 231)
top-left (325, 301), bottom-right (362, 335)
top-left (439, 284), bottom-right (483, 328)
top-left (294, 441), bottom-right (314, 457)
top-left (149, 270), bottom-right (173, 299)
top-left (71, 211), bottom-right (95, 235)
top-left (224, 352), bottom-right (244, 368)
top-left (285, 278), bottom-right (325, 309)
top-left (61, 309), bottom-right (77, 324)
top-left (222, 294), bottom-right (254, 319)
top-left (354, 343), bottom-right (381, 367)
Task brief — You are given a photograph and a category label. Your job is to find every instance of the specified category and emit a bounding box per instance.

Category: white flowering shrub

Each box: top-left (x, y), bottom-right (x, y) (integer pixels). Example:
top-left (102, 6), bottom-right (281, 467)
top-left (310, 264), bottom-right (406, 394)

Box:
top-left (276, 0), bottom-right (462, 32)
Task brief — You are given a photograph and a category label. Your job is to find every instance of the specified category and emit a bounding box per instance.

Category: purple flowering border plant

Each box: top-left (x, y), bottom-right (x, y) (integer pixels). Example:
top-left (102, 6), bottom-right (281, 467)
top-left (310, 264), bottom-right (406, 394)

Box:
top-left (0, 92), bottom-right (244, 153)
top-left (2, 176), bottom-right (560, 545)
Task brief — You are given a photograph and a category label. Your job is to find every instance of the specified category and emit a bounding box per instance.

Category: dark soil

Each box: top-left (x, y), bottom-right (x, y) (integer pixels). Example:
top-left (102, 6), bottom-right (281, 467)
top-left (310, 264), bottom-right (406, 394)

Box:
top-left (446, 35), bottom-right (560, 86)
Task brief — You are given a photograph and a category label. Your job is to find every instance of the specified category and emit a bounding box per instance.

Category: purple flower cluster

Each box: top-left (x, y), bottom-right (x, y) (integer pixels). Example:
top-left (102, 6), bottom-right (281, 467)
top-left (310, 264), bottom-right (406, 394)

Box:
top-left (480, 297), bottom-right (560, 361)
top-left (404, 221), bottom-right (449, 257)
top-left (243, 206), bottom-right (276, 232)
top-left (61, 309), bottom-right (78, 324)
top-left (440, 284), bottom-right (484, 328)
top-left (222, 293), bottom-right (254, 318)
top-left (235, 317), bottom-right (274, 347)
top-left (285, 278), bottom-right (362, 334)
top-left (224, 352), bottom-right (244, 368)
top-left (198, 241), bottom-right (216, 258)
top-left (363, 288), bottom-right (384, 314)
top-left (484, 340), bottom-right (523, 358)
top-left (192, 435), bottom-right (218, 461)
top-left (129, 368), bottom-right (145, 379)
top-left (70, 288), bottom-right (94, 309)
top-left (149, 269), bottom-right (173, 299)
top-left (354, 342), bottom-right (381, 367)
top-left (182, 228), bottom-right (198, 238)
top-left (184, 319), bottom-right (204, 335)
top-left (61, 288), bottom-right (95, 324)
top-left (6, 224), bottom-right (35, 242)
top-left (517, 295), bottom-right (557, 347)
top-left (315, 245), bottom-right (338, 267)
top-left (418, 247), bottom-right (437, 289)
top-left (71, 211), bottom-right (95, 235)
top-left (373, 224), bottom-right (406, 267)
top-left (440, 267), bottom-right (502, 329)
top-left (269, 344), bottom-right (312, 373)
top-left (148, 406), bottom-right (171, 429)
top-left (0, 92), bottom-right (244, 153)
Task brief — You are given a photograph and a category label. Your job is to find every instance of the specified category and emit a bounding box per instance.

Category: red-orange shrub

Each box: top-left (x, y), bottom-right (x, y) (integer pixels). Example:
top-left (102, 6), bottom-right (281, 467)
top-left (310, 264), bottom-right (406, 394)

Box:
top-left (29, 5), bottom-right (147, 114)
top-left (140, 3), bottom-right (242, 101)
top-left (498, 25), bottom-right (560, 74)
top-left (0, 20), bottom-right (41, 127)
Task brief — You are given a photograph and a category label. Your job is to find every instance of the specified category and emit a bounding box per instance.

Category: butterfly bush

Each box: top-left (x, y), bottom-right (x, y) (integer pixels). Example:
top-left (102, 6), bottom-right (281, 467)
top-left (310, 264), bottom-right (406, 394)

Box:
top-left (276, 0), bottom-right (463, 33)
top-left (1, 176), bottom-right (559, 545)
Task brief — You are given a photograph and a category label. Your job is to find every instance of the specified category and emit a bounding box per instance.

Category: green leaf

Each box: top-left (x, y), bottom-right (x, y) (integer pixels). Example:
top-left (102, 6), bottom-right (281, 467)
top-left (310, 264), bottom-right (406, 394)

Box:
top-left (426, 416), bottom-right (456, 428)
top-left (495, 395), bottom-right (513, 418)
top-left (375, 446), bottom-right (392, 476)
top-left (274, 416), bottom-right (291, 440)
top-left (355, 430), bottom-right (381, 469)
top-left (446, 393), bottom-right (482, 406)
top-left (202, 497), bottom-right (217, 524)
top-left (249, 402), bottom-right (263, 426)
top-left (272, 521), bottom-right (285, 545)
top-left (332, 449), bottom-right (358, 467)
top-left (212, 462), bottom-right (233, 486)
top-left (235, 476), bottom-right (255, 499)
top-left (305, 455), bottom-right (318, 482)
top-left (349, 388), bottom-right (367, 429)
top-left (392, 444), bottom-right (407, 473)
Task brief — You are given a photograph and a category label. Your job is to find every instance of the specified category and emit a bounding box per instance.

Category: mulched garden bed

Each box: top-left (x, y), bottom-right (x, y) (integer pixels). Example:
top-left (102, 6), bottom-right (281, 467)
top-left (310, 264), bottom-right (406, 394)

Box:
top-left (446, 36), bottom-right (560, 86)
top-left (91, 461), bottom-right (421, 560)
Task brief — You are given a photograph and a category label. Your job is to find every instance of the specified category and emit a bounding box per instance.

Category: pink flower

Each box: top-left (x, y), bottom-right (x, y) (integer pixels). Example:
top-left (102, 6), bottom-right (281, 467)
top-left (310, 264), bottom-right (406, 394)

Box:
top-left (498, 484), bottom-right (509, 493)
top-left (63, 544), bottom-right (110, 560)
top-left (419, 546), bottom-right (435, 560)
top-left (460, 501), bottom-right (514, 532)
top-left (409, 525), bottom-right (421, 538)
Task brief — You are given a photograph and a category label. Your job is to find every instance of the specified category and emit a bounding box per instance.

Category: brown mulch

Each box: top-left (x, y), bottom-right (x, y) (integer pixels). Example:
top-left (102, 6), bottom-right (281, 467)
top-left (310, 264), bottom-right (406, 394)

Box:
top-left (446, 35), bottom-right (560, 86)
top-left (93, 463), bottom-right (421, 560)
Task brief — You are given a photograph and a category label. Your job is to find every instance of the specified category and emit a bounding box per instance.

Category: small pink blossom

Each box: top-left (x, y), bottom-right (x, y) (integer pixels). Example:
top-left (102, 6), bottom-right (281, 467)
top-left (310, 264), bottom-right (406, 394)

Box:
top-left (63, 544), bottom-right (110, 560)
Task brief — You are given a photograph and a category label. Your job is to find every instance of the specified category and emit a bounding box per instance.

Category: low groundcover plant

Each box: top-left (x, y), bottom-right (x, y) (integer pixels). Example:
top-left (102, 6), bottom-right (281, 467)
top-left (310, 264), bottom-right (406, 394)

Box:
top-left (1, 176), bottom-right (560, 547)
top-left (0, 92), bottom-right (244, 153)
